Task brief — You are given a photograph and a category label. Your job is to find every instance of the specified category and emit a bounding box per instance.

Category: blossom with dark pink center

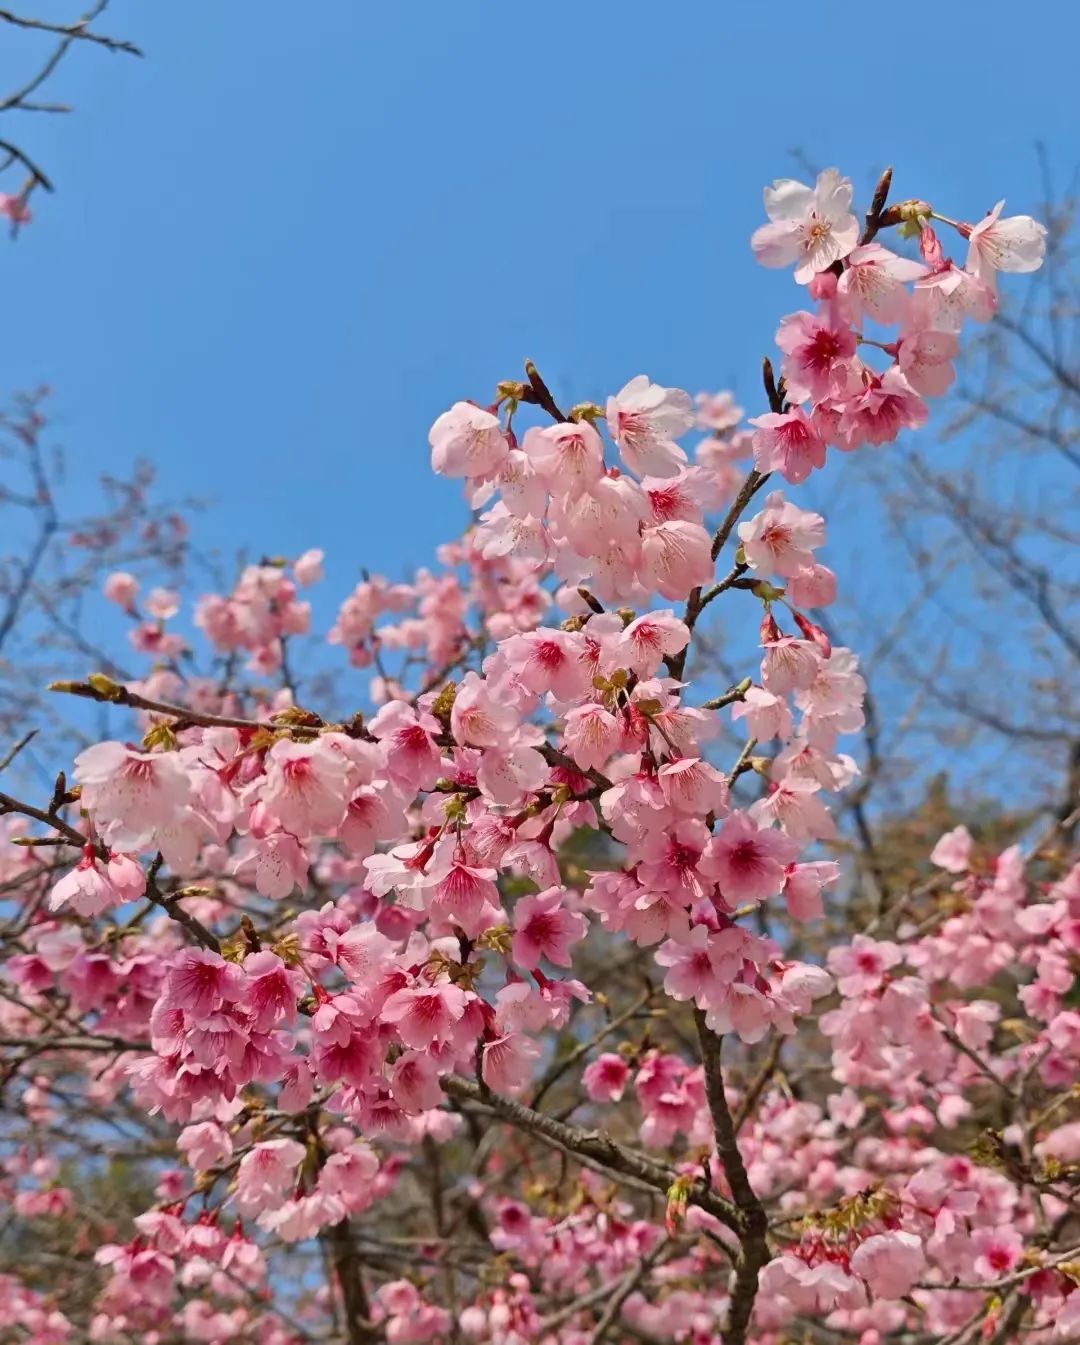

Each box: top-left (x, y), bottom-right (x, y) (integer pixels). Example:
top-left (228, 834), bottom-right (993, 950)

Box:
top-left (511, 888), bottom-right (587, 970)
top-left (702, 812), bottom-right (799, 906)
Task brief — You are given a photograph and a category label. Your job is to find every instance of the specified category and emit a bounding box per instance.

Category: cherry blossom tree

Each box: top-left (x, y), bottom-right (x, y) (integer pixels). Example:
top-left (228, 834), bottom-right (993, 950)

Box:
top-left (1, 164), bottom-right (1074, 1345)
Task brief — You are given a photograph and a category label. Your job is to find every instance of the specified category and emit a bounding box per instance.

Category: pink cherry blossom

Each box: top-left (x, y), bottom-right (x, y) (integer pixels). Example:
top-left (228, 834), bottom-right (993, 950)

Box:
top-left (48, 846), bottom-right (145, 917)
top-left (176, 1121), bottom-right (233, 1172)
top-left (618, 610), bottom-right (690, 676)
top-left (827, 933), bottom-right (902, 996)
top-left (930, 824), bottom-right (973, 873)
top-left (259, 738), bottom-right (350, 836)
top-left (0, 164), bottom-right (1056, 1345)
top-left (850, 1230), bottom-right (926, 1299)
top-left (235, 1138), bottom-right (307, 1216)
top-left (639, 520), bottom-right (713, 600)
top-left (104, 571), bottom-right (139, 611)
top-left (233, 829), bottom-right (309, 899)
top-left (751, 168), bottom-right (860, 282)
top-left (750, 407), bottom-right (827, 483)
top-left (582, 1052), bottom-right (631, 1102)
top-left (381, 982), bottom-right (469, 1049)
top-left (897, 326), bottom-right (958, 396)
top-left (429, 402), bottom-right (508, 478)
top-left (562, 704), bottom-right (620, 772)
top-left (499, 627), bottom-right (591, 702)
top-left (511, 888), bottom-right (588, 970)
top-left (738, 492), bottom-right (825, 578)
top-left (522, 420), bottom-right (604, 495)
top-left (964, 200), bottom-right (1047, 289)
top-left (695, 390), bottom-right (744, 432)
top-left (970, 1225), bottom-right (1024, 1281)
top-left (369, 701), bottom-right (444, 792)
top-left (775, 309), bottom-right (858, 404)
top-left (837, 243), bottom-right (929, 323)
top-left (161, 948), bottom-right (245, 1020)
top-left (293, 548), bottom-right (325, 586)
top-left (0, 193), bottom-right (32, 225)
top-left (703, 812), bottom-right (799, 906)
top-left (75, 741), bottom-right (193, 852)
top-left (482, 1032), bottom-right (541, 1095)
top-left (606, 376), bottom-right (695, 478)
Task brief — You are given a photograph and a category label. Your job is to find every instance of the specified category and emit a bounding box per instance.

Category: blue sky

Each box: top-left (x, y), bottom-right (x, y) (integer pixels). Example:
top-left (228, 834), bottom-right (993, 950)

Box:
top-left (0, 0), bottom-right (1075, 800)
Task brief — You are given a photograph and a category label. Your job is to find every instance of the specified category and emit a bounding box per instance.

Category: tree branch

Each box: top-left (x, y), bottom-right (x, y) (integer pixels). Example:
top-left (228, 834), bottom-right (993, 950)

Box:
top-left (694, 1011), bottom-right (770, 1345)
top-left (440, 1073), bottom-right (741, 1232)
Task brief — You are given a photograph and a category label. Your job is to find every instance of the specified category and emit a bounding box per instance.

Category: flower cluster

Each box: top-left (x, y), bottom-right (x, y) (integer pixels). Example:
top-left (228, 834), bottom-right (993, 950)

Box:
top-left (750, 168), bottom-right (1046, 483)
top-left (0, 167), bottom-right (1061, 1345)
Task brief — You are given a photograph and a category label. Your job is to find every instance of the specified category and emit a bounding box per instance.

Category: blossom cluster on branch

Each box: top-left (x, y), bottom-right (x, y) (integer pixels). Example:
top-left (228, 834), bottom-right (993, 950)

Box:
top-left (0, 166), bottom-right (1064, 1345)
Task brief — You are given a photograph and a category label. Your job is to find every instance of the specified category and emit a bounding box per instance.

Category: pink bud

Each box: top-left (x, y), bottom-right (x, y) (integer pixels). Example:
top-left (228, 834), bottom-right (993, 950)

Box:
top-left (919, 224), bottom-right (945, 266)
top-left (104, 571), bottom-right (139, 612)
top-left (808, 270), bottom-right (838, 301)
top-left (794, 611), bottom-right (832, 657)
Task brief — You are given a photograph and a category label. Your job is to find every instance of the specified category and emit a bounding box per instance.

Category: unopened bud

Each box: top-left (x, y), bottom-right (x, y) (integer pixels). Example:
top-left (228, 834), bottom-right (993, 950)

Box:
top-left (897, 198), bottom-right (933, 222)
top-left (793, 611), bottom-right (832, 657)
top-left (808, 270), bottom-right (838, 301)
top-left (271, 705), bottom-right (323, 729)
top-left (751, 580), bottom-right (784, 604)
top-left (569, 402), bottom-right (605, 423)
top-left (665, 1174), bottom-right (692, 1234)
top-left (87, 673), bottom-right (124, 702)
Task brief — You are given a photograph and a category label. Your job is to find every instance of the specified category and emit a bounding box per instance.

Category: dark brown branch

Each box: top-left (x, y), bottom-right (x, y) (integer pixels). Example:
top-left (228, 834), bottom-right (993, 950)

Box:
top-left (530, 989), bottom-right (652, 1110)
top-left (0, 729), bottom-right (36, 773)
top-left (145, 856), bottom-right (221, 954)
top-left (0, 137), bottom-right (51, 190)
top-left (322, 1216), bottom-right (380, 1345)
top-left (50, 677), bottom-right (280, 733)
top-left (694, 1012), bottom-right (769, 1345)
top-left (726, 737), bottom-right (758, 788)
top-left (0, 788), bottom-right (85, 846)
top-left (710, 470), bottom-right (770, 564)
top-left (522, 359), bottom-right (569, 423)
top-left (0, 790), bottom-right (222, 952)
top-left (702, 678), bottom-right (753, 712)
top-left (762, 356), bottom-right (784, 414)
top-left (440, 1073), bottom-right (741, 1232)
top-left (0, 1032), bottom-right (149, 1052)
top-left (859, 165), bottom-right (893, 246)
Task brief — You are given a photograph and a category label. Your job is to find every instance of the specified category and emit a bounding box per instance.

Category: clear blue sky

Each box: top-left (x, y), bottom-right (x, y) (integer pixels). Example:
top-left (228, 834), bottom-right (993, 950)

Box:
top-left (0, 1), bottom-right (1075, 715)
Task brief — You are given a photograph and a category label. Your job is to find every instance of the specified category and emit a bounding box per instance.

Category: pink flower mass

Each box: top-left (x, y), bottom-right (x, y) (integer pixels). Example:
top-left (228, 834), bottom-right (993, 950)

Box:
top-left (0, 162), bottom-right (1068, 1345)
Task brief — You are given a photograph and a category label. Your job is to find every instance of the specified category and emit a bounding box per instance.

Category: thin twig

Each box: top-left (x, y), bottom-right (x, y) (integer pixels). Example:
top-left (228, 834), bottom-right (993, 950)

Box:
top-left (0, 7), bottom-right (142, 55)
